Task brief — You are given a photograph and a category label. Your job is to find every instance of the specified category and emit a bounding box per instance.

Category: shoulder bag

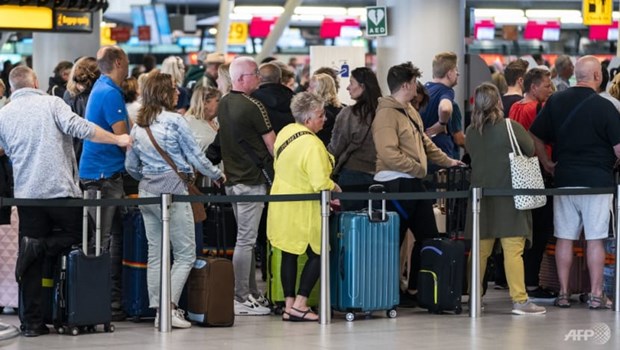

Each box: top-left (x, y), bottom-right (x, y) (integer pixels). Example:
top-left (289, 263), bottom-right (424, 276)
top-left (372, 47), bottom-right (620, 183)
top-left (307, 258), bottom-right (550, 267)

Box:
top-left (505, 119), bottom-right (546, 210)
top-left (145, 127), bottom-right (207, 223)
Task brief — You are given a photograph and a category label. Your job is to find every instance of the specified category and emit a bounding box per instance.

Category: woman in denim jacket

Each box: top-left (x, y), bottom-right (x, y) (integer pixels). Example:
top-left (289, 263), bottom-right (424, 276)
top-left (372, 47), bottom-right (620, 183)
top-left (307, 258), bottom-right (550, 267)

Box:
top-left (125, 72), bottom-right (225, 328)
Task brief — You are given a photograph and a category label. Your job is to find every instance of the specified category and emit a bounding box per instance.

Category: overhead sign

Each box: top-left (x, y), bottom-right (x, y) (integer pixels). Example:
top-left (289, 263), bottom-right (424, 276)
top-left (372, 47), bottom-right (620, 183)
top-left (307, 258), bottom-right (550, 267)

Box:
top-left (0, 5), bottom-right (53, 30)
top-left (589, 21), bottom-right (618, 41)
top-left (228, 22), bottom-right (249, 45)
top-left (110, 27), bottom-right (132, 43)
top-left (366, 6), bottom-right (387, 37)
top-left (54, 10), bottom-right (93, 32)
top-left (249, 17), bottom-right (276, 38)
top-left (320, 18), bottom-right (360, 39)
top-left (524, 20), bottom-right (561, 41)
top-left (583, 0), bottom-right (612, 25)
top-left (138, 25), bottom-right (151, 41)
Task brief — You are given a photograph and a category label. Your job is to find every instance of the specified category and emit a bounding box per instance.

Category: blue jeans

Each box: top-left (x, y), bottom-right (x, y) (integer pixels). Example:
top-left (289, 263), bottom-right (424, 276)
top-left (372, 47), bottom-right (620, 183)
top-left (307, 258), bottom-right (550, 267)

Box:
top-left (225, 184), bottom-right (266, 302)
top-left (139, 189), bottom-right (196, 308)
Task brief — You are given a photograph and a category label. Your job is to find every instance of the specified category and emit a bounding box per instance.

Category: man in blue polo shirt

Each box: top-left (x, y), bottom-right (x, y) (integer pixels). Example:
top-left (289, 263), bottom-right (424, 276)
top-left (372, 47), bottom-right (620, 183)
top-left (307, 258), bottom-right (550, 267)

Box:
top-left (80, 45), bottom-right (130, 321)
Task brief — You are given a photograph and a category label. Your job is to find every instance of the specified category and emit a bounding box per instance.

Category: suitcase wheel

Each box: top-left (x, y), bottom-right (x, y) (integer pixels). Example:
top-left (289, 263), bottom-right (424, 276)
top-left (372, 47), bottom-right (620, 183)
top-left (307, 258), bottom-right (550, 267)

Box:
top-left (579, 294), bottom-right (588, 303)
top-left (56, 326), bottom-right (65, 335)
top-left (104, 323), bottom-right (115, 333)
top-left (455, 306), bottom-right (462, 315)
top-left (386, 309), bottom-right (397, 319)
top-left (345, 312), bottom-right (355, 322)
top-left (70, 327), bottom-right (79, 336)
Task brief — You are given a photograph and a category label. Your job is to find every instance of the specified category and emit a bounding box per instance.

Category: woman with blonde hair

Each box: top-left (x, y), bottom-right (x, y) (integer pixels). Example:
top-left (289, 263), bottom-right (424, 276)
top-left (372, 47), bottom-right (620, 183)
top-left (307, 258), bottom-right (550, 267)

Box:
top-left (464, 82), bottom-right (546, 315)
top-left (184, 85), bottom-right (221, 152)
top-left (308, 73), bottom-right (342, 146)
top-left (161, 56), bottom-right (190, 114)
top-left (216, 63), bottom-right (231, 96)
top-left (125, 72), bottom-right (225, 329)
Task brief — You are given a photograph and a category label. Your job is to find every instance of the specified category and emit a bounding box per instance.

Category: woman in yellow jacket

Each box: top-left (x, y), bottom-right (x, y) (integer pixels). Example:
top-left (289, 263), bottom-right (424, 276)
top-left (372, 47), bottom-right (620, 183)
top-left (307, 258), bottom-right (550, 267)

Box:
top-left (267, 92), bottom-right (341, 322)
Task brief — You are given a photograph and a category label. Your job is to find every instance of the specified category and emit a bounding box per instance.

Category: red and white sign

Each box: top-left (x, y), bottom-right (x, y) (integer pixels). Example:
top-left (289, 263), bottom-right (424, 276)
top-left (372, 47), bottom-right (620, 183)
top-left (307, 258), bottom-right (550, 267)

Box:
top-left (523, 20), bottom-right (561, 41)
top-left (249, 16), bottom-right (276, 38)
top-left (589, 21), bottom-right (618, 41)
top-left (320, 18), bottom-right (360, 39)
top-left (474, 19), bottom-right (495, 40)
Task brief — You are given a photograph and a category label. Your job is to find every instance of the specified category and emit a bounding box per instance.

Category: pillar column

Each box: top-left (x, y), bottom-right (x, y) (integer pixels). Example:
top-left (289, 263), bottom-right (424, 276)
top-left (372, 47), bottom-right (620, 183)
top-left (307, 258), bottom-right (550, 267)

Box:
top-left (33, 12), bottom-right (101, 92)
top-left (376, 0), bottom-right (466, 107)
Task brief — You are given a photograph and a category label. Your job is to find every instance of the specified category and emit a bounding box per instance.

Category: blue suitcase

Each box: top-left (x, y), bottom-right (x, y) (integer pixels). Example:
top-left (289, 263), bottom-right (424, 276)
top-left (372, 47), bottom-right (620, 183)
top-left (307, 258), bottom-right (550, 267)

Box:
top-left (122, 206), bottom-right (156, 321)
top-left (330, 185), bottom-right (400, 321)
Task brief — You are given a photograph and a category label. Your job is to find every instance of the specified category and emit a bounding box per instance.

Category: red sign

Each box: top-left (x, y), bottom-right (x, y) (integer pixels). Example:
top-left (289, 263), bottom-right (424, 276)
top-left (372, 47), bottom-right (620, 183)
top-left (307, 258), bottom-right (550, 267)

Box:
top-left (590, 21), bottom-right (618, 41)
top-left (110, 27), bottom-right (131, 43)
top-left (320, 18), bottom-right (360, 39)
top-left (249, 17), bottom-right (276, 38)
top-left (523, 20), bottom-right (561, 41)
top-left (474, 19), bottom-right (495, 40)
top-left (138, 25), bottom-right (151, 41)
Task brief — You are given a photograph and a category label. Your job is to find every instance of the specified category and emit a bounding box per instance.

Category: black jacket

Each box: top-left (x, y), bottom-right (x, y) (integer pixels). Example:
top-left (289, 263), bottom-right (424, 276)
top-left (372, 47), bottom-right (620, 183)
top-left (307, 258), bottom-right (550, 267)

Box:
top-left (251, 83), bottom-right (295, 134)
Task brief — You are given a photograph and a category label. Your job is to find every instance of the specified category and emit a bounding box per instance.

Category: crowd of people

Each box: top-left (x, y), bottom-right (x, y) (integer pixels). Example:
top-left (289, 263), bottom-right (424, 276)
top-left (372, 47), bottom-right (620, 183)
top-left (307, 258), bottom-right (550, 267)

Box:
top-left (0, 48), bottom-right (618, 336)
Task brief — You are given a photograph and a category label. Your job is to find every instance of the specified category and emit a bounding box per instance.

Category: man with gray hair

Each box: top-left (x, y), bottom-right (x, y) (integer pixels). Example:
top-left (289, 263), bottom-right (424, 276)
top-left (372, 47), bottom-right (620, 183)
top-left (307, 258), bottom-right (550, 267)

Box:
top-left (218, 56), bottom-right (275, 316)
top-left (251, 62), bottom-right (295, 134)
top-left (0, 66), bottom-right (131, 336)
top-left (530, 55), bottom-right (620, 310)
top-left (551, 55), bottom-right (574, 92)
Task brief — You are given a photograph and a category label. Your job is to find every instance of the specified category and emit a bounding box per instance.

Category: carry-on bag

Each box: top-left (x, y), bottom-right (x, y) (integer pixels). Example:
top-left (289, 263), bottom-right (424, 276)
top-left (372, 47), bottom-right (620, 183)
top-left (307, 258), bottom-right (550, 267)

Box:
top-left (0, 207), bottom-right (19, 311)
top-left (266, 243), bottom-right (320, 313)
top-left (121, 206), bottom-right (156, 321)
top-left (330, 184), bottom-right (400, 322)
top-left (539, 238), bottom-right (590, 301)
top-left (186, 256), bottom-right (234, 327)
top-left (417, 237), bottom-right (465, 314)
top-left (53, 190), bottom-right (114, 335)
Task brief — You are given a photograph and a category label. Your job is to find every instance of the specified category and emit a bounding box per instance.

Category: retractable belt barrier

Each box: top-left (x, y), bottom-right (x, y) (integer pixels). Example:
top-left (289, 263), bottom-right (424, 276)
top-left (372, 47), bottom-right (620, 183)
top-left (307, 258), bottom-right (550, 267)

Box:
top-left (2, 186), bottom-right (618, 328)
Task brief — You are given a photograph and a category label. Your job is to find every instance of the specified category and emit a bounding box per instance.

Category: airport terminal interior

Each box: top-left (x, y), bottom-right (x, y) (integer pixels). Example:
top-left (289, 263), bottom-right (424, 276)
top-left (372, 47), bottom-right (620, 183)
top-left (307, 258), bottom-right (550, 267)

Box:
top-left (1, 0), bottom-right (620, 348)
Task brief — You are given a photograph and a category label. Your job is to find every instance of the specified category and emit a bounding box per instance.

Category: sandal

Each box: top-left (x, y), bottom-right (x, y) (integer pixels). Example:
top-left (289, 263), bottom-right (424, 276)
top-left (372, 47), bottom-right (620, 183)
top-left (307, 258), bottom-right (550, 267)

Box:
top-left (588, 294), bottom-right (612, 310)
top-left (554, 293), bottom-right (571, 308)
top-left (287, 307), bottom-right (318, 322)
top-left (281, 311), bottom-right (292, 322)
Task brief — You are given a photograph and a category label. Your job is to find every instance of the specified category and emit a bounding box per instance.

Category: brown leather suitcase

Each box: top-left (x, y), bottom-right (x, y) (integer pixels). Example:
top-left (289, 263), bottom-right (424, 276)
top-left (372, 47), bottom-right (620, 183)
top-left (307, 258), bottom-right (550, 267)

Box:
top-left (186, 257), bottom-right (234, 327)
top-left (539, 238), bottom-right (590, 297)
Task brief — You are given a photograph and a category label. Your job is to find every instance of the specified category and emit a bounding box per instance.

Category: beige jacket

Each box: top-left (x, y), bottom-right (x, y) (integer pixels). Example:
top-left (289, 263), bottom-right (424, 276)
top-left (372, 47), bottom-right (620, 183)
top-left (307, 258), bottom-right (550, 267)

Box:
top-left (373, 96), bottom-right (453, 178)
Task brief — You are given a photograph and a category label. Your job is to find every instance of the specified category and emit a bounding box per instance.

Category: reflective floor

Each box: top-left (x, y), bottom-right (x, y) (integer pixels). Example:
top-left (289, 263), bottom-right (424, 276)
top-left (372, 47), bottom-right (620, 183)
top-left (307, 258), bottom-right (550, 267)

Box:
top-left (1, 287), bottom-right (619, 350)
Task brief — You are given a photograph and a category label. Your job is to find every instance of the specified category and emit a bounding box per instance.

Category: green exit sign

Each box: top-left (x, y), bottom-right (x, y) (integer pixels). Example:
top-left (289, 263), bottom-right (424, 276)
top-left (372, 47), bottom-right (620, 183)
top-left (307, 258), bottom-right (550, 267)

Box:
top-left (366, 6), bottom-right (387, 36)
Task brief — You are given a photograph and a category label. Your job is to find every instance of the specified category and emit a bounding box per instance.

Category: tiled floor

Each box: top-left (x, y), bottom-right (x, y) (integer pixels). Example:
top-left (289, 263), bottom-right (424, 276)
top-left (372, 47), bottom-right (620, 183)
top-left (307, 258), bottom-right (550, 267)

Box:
top-left (1, 288), bottom-right (618, 350)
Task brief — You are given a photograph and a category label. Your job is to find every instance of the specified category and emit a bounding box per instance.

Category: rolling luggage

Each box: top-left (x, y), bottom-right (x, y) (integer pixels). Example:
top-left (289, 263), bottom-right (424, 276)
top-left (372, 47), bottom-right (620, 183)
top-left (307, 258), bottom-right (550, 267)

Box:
top-left (121, 206), bottom-right (156, 321)
top-left (266, 243), bottom-right (320, 313)
top-left (330, 185), bottom-right (400, 322)
top-left (0, 207), bottom-right (19, 312)
top-left (417, 237), bottom-right (465, 314)
top-left (50, 190), bottom-right (114, 335)
top-left (539, 238), bottom-right (590, 300)
top-left (203, 203), bottom-right (237, 257)
top-left (186, 256), bottom-right (234, 327)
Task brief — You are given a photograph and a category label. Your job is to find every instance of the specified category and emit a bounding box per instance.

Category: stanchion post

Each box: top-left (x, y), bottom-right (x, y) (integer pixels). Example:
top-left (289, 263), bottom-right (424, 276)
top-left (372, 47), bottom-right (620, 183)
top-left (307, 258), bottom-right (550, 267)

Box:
top-left (95, 190), bottom-right (102, 256)
top-left (615, 185), bottom-right (620, 312)
top-left (159, 193), bottom-right (172, 332)
top-left (470, 187), bottom-right (482, 318)
top-left (319, 190), bottom-right (331, 325)
top-left (82, 191), bottom-right (89, 255)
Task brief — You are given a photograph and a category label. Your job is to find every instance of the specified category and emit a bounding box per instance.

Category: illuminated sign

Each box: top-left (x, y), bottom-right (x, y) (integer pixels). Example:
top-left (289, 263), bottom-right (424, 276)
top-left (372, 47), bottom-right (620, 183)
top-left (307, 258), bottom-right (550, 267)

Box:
top-left (228, 22), bottom-right (249, 45)
top-left (583, 0), bottom-right (612, 26)
top-left (0, 5), bottom-right (53, 30)
top-left (54, 10), bottom-right (93, 32)
top-left (524, 20), bottom-right (561, 41)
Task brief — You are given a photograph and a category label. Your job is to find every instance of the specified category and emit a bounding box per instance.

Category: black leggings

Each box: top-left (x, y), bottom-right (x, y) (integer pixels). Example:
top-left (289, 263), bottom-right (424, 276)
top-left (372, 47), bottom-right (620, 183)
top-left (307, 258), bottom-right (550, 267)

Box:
top-left (281, 246), bottom-right (320, 298)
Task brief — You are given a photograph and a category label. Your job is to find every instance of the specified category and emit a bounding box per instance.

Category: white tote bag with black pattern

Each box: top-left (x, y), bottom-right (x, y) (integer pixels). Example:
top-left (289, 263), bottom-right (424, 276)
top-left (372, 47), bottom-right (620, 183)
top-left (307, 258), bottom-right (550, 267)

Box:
top-left (506, 119), bottom-right (547, 210)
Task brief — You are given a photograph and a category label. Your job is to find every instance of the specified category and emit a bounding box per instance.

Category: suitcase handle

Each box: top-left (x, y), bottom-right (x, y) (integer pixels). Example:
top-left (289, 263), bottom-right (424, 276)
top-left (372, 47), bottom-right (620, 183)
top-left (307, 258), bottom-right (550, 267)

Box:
top-left (367, 184), bottom-right (387, 222)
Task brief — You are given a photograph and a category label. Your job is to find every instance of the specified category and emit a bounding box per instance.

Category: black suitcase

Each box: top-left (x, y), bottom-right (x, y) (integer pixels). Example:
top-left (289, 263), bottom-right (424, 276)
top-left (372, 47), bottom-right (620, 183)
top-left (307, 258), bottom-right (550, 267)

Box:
top-left (417, 238), bottom-right (464, 314)
top-left (54, 190), bottom-right (114, 335)
top-left (203, 203), bottom-right (237, 258)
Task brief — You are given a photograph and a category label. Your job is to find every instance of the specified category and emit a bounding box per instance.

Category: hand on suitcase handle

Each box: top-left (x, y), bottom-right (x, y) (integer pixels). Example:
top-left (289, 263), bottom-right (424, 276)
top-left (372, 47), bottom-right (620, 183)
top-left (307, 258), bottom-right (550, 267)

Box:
top-left (213, 174), bottom-right (226, 188)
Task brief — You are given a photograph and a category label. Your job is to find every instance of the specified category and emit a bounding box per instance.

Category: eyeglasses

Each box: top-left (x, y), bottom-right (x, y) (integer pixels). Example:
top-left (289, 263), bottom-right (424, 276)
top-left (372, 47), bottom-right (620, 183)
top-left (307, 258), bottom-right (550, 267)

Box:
top-left (240, 69), bottom-right (260, 78)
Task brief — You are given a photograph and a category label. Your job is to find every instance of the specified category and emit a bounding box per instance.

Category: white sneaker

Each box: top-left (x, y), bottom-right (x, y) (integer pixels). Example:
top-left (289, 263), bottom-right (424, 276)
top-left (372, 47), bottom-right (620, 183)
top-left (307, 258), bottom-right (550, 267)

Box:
top-left (248, 294), bottom-right (270, 308)
top-left (154, 309), bottom-right (192, 328)
top-left (234, 299), bottom-right (271, 316)
top-left (512, 300), bottom-right (547, 315)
